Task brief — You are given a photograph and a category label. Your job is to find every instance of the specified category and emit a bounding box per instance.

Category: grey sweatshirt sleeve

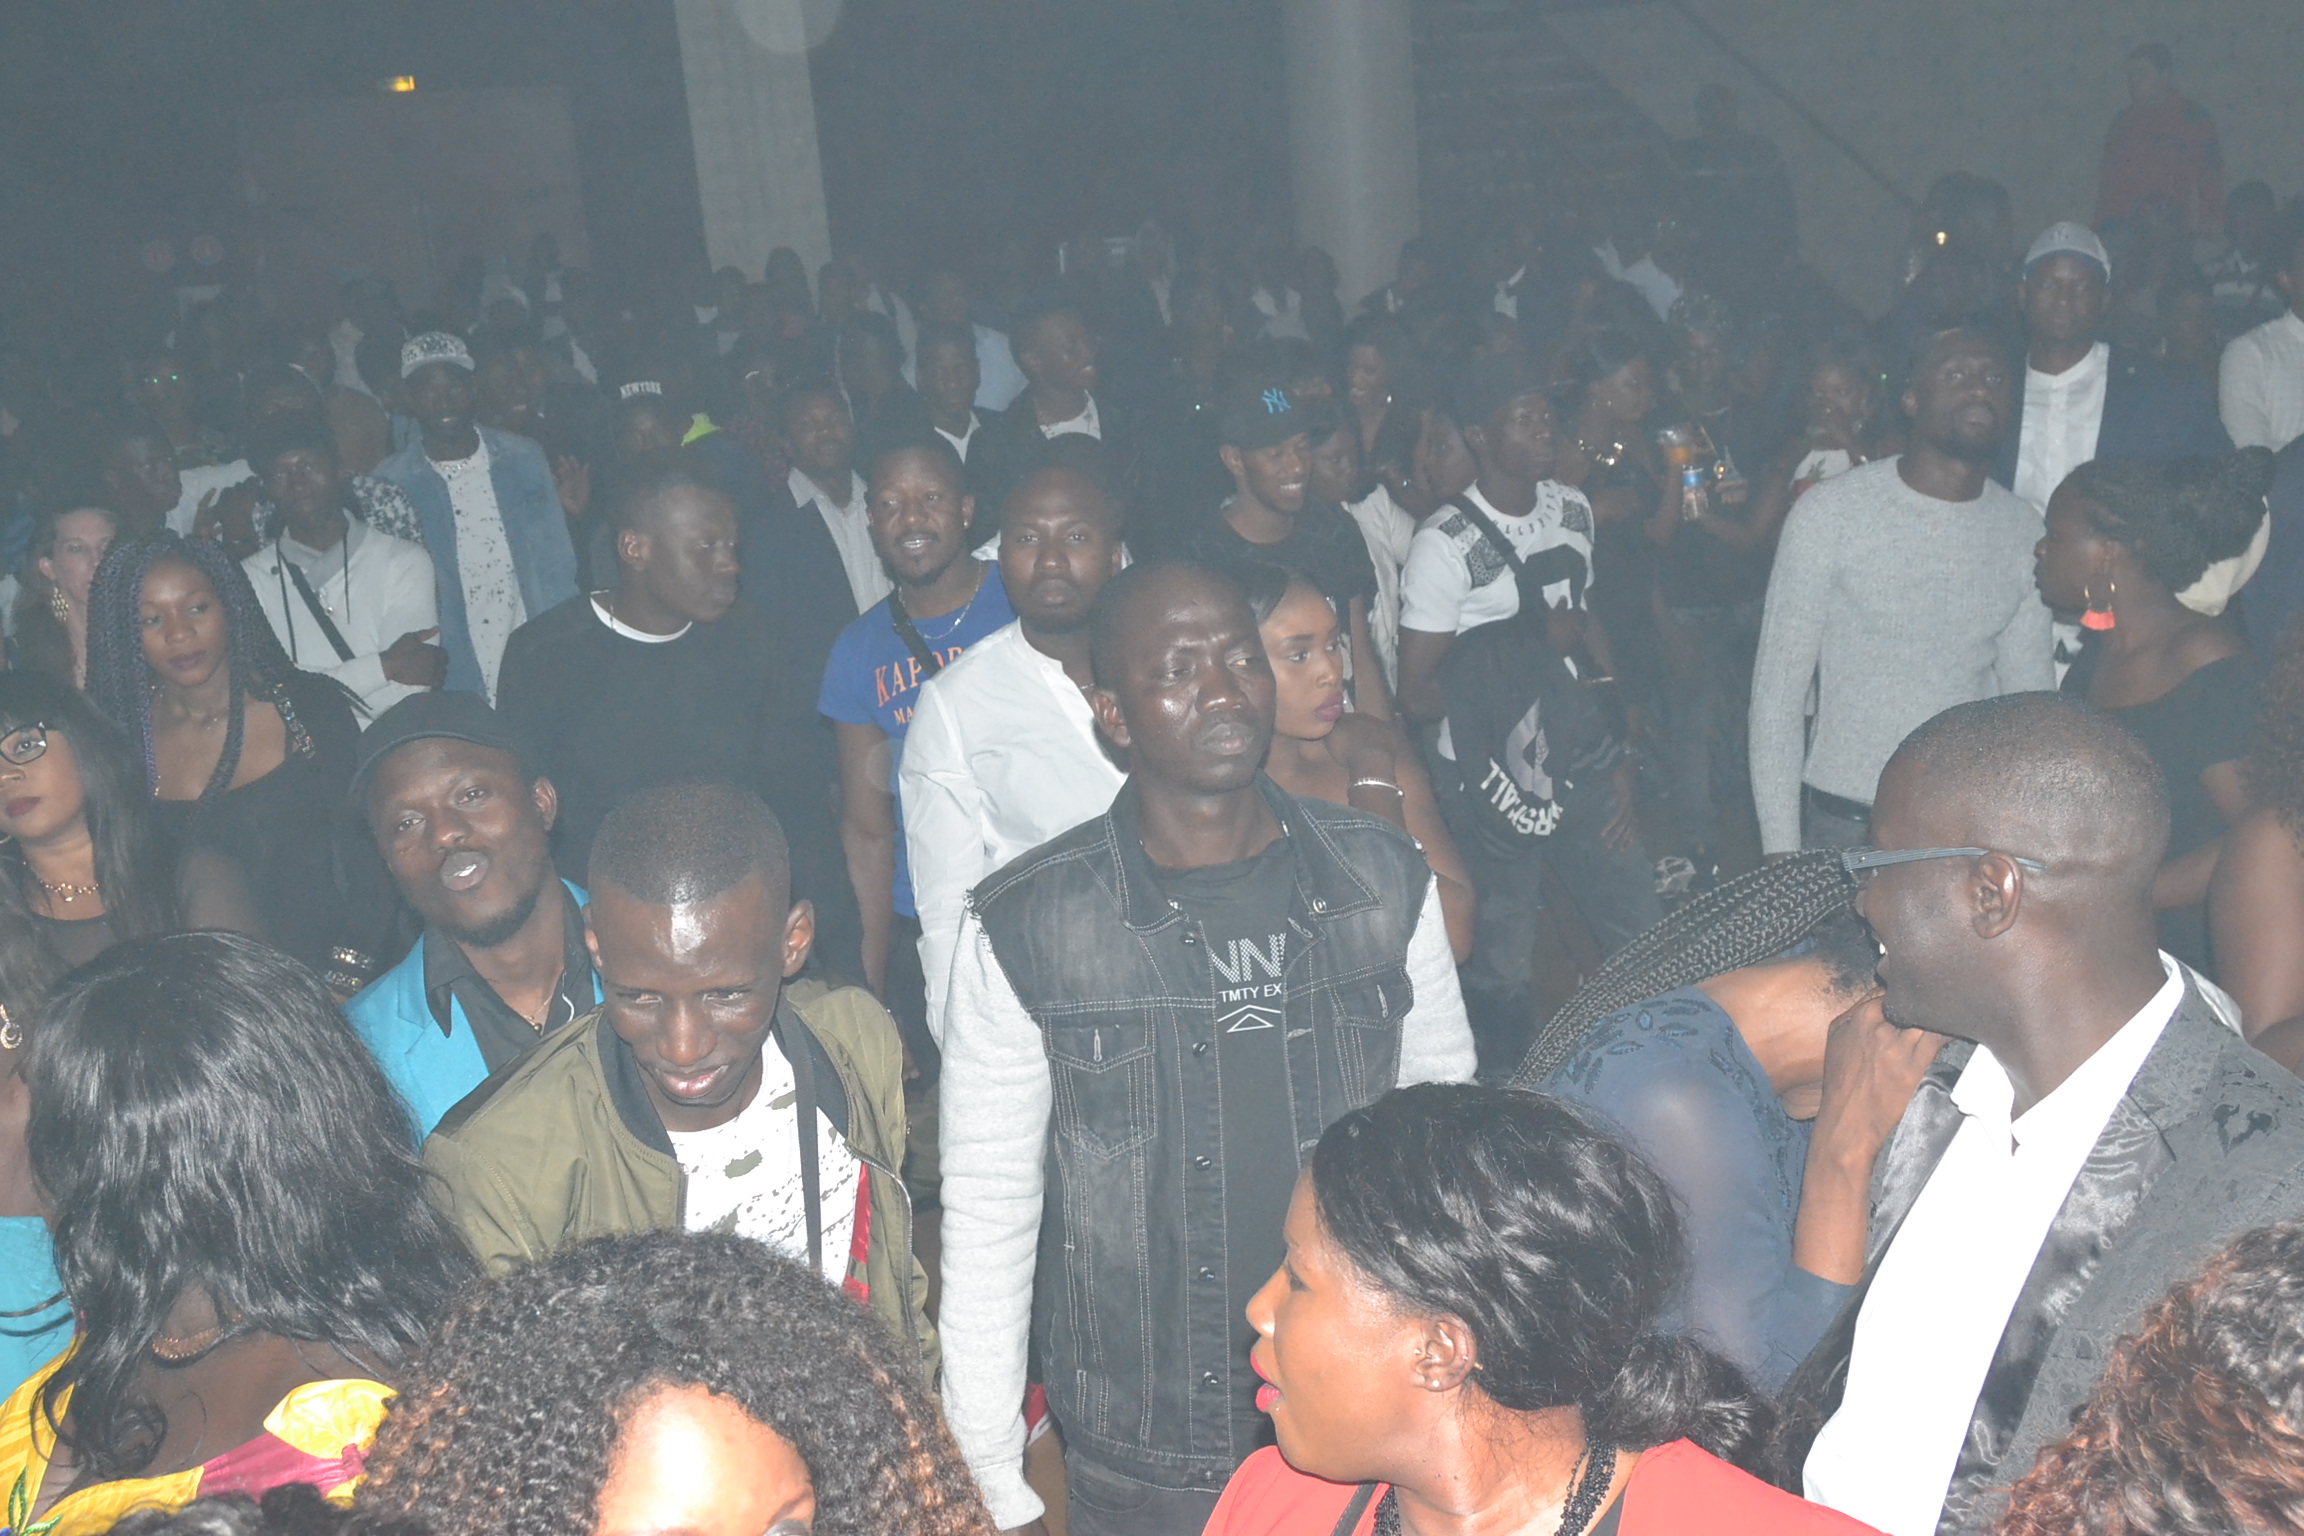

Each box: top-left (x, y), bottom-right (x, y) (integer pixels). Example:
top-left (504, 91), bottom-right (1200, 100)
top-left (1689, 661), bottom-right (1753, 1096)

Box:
top-left (1398, 874), bottom-right (1478, 1084)
top-left (1749, 494), bottom-right (1835, 854)
top-left (933, 907), bottom-right (1053, 1529)
top-left (1993, 585), bottom-right (2058, 694)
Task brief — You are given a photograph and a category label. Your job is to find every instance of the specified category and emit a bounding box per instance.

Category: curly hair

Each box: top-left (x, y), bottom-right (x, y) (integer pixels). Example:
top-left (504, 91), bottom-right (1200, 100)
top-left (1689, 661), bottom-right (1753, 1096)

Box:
top-left (1994, 1220), bottom-right (2304, 1536)
top-left (2249, 618), bottom-right (2304, 844)
top-left (1312, 1085), bottom-right (1773, 1474)
top-left (1511, 852), bottom-right (1866, 1087)
top-left (2060, 449), bottom-right (2276, 596)
top-left (83, 530), bottom-right (328, 810)
top-left (356, 1231), bottom-right (994, 1536)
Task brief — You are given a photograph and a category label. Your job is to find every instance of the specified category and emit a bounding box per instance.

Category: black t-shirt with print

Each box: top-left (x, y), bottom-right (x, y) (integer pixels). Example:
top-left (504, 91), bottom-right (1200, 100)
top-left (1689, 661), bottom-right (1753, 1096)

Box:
top-left (1151, 834), bottom-right (1302, 1378)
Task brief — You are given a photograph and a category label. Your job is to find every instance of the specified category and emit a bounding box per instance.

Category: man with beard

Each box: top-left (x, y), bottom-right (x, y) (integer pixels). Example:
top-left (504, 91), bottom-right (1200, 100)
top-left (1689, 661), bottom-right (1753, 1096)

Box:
top-left (819, 439), bottom-right (1014, 1066)
top-left (936, 560), bottom-right (1473, 1536)
top-left (494, 460), bottom-right (865, 987)
top-left (899, 443), bottom-right (1129, 1041)
top-left (1750, 328), bottom-right (2055, 853)
top-left (348, 691), bottom-right (599, 1138)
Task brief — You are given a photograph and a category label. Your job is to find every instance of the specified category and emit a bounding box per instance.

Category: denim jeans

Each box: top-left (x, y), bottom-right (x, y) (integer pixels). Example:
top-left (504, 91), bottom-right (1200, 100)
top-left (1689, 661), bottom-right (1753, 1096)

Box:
top-left (1659, 599), bottom-right (1764, 855)
top-left (1443, 776), bottom-right (1663, 1080)
top-left (1064, 1448), bottom-right (1225, 1536)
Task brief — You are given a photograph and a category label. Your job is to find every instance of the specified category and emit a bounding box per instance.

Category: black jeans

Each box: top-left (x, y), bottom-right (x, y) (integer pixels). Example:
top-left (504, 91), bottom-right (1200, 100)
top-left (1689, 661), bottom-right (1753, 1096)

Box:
top-left (1443, 774), bottom-right (1662, 1079)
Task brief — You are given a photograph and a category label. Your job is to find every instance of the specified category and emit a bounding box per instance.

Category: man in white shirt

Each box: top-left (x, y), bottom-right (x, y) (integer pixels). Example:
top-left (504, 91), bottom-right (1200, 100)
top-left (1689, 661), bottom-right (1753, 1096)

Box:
top-left (242, 415), bottom-right (443, 715)
top-left (902, 452), bottom-right (1128, 1039)
top-left (2220, 215), bottom-right (2304, 452)
top-left (1791, 693), bottom-right (2304, 1536)
top-left (2006, 225), bottom-right (2114, 515)
top-left (782, 382), bottom-right (891, 615)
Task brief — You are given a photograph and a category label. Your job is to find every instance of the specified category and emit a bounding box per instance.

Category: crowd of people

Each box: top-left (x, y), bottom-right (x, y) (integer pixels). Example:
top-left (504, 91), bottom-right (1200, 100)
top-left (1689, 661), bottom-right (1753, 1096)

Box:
top-left (6, 40), bottom-right (2304, 1536)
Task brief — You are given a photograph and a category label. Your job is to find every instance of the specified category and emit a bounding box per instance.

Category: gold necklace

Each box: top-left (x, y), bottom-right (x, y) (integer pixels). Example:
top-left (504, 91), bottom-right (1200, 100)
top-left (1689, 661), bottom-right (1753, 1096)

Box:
top-left (150, 1319), bottom-right (230, 1362)
top-left (38, 878), bottom-right (101, 905)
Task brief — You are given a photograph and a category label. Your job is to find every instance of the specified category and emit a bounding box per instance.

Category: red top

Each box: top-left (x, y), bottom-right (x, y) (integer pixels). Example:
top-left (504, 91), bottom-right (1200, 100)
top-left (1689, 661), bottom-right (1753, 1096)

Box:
top-left (1205, 1442), bottom-right (1884, 1536)
top-left (2097, 92), bottom-right (2224, 234)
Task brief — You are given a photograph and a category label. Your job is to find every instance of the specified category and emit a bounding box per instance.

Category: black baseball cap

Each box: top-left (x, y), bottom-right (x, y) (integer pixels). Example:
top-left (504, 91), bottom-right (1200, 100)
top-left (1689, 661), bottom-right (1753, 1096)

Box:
top-left (1218, 375), bottom-right (1313, 451)
top-left (350, 691), bottom-right (538, 807)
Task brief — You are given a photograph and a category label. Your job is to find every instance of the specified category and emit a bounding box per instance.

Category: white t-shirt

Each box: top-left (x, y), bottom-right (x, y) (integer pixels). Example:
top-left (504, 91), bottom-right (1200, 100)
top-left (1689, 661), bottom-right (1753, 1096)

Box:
top-left (669, 1032), bottom-right (863, 1288)
top-left (1399, 481), bottom-right (1595, 637)
top-left (432, 437), bottom-right (527, 703)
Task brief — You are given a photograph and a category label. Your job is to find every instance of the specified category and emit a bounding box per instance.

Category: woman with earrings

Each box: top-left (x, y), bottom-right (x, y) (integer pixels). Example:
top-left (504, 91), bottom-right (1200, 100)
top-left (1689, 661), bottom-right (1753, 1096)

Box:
top-left (0, 671), bottom-right (259, 970)
top-left (0, 932), bottom-right (475, 1532)
top-left (2033, 448), bottom-right (2276, 967)
top-left (1208, 1084), bottom-right (1881, 1536)
top-left (7, 504), bottom-right (117, 689)
top-left (83, 531), bottom-right (390, 987)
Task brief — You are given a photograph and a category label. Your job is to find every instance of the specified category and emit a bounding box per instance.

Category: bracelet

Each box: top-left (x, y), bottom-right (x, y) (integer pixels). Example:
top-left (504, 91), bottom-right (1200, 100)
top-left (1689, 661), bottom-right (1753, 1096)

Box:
top-left (1350, 778), bottom-right (1404, 796)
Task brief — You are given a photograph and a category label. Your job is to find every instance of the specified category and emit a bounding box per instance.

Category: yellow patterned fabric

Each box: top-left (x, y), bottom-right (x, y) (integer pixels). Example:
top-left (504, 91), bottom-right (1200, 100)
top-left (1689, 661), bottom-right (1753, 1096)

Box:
top-left (0, 1352), bottom-right (392, 1536)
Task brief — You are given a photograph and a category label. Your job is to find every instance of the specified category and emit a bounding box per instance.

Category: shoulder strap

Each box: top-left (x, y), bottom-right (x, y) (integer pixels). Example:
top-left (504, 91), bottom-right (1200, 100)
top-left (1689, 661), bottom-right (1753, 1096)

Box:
top-left (777, 1009), bottom-right (825, 1275)
top-left (1446, 495), bottom-right (1530, 585)
top-left (887, 589), bottom-right (948, 681)
top-left (1329, 1484), bottom-right (1380, 1536)
top-left (279, 548), bottom-right (356, 662)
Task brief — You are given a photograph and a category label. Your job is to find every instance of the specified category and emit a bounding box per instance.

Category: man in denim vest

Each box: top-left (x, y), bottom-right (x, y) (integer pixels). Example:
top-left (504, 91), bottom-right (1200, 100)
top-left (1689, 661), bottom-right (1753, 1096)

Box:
top-left (937, 560), bottom-right (1475, 1536)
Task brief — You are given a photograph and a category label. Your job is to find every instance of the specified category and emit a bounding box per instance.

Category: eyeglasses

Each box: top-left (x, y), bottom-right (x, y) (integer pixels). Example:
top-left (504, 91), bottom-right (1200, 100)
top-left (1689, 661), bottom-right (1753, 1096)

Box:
top-left (1842, 845), bottom-right (2047, 883)
top-left (0, 725), bottom-right (49, 767)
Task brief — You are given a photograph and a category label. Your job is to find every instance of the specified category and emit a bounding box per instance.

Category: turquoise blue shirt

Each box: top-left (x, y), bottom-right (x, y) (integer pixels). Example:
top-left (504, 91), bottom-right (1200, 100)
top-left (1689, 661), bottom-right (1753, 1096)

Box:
top-left (0, 1218), bottom-right (70, 1401)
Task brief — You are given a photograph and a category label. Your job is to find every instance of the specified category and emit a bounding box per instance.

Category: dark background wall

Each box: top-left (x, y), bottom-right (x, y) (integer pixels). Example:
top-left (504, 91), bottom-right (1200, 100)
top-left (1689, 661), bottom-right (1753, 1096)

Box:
top-left (0, 0), bottom-right (1290, 331)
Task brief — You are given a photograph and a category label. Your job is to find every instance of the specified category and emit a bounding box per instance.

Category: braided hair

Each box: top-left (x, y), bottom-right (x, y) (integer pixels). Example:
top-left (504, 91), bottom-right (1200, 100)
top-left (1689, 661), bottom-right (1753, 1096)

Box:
top-left (357, 1230), bottom-right (995, 1536)
top-left (1511, 852), bottom-right (1866, 1087)
top-left (84, 530), bottom-right (307, 811)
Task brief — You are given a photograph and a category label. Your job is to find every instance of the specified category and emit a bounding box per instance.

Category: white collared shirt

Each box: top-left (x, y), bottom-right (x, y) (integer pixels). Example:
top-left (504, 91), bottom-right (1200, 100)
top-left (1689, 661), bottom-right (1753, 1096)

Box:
top-left (243, 514), bottom-right (439, 714)
top-left (936, 413), bottom-right (981, 464)
top-left (790, 465), bottom-right (892, 615)
top-left (2014, 342), bottom-right (2110, 512)
top-left (2220, 309), bottom-right (2304, 452)
top-left (1038, 394), bottom-right (1101, 442)
top-left (898, 620), bottom-right (1129, 1036)
top-left (1804, 954), bottom-right (2188, 1536)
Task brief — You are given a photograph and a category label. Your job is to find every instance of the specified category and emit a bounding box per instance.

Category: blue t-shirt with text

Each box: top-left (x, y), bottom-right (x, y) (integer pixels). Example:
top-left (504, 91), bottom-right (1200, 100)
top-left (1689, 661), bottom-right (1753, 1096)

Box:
top-left (818, 558), bottom-right (1013, 916)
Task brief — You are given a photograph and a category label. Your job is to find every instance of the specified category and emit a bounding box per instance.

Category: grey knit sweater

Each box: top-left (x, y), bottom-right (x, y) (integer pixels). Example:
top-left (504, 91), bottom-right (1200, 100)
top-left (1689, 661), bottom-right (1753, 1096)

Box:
top-left (1749, 458), bottom-right (2055, 853)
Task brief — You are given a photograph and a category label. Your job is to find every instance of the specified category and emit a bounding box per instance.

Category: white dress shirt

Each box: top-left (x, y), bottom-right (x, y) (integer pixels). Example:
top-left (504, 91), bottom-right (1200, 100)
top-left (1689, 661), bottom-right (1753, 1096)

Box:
top-left (935, 414), bottom-right (981, 464)
top-left (2220, 309), bottom-right (2304, 452)
top-left (244, 515), bottom-right (439, 715)
top-left (433, 437), bottom-right (527, 702)
top-left (2013, 342), bottom-right (2109, 512)
top-left (936, 873), bottom-right (1475, 1528)
top-left (898, 620), bottom-right (1128, 1036)
top-left (790, 465), bottom-right (891, 615)
top-left (167, 460), bottom-right (255, 537)
top-left (1038, 395), bottom-right (1101, 442)
top-left (1804, 954), bottom-right (2188, 1536)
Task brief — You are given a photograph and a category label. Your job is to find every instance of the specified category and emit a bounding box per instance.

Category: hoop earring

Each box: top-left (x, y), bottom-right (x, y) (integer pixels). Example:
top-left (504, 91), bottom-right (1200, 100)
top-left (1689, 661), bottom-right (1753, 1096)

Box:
top-left (2082, 579), bottom-right (2118, 632)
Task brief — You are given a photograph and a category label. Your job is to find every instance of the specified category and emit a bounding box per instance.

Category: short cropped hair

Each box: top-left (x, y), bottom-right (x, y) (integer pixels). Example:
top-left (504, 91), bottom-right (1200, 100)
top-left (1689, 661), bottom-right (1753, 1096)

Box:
top-left (1086, 559), bottom-right (1243, 690)
top-left (588, 782), bottom-right (790, 906)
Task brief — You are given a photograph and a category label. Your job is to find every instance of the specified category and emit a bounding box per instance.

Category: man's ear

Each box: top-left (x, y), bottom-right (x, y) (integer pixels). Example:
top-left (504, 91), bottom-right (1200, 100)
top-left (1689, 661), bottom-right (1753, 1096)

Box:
top-left (583, 907), bottom-right (604, 974)
top-left (530, 774), bottom-right (559, 832)
top-left (1460, 421), bottom-right (1487, 459)
top-left (1089, 687), bottom-right (1131, 752)
top-left (1410, 1313), bottom-right (1481, 1394)
top-left (1218, 443), bottom-right (1245, 485)
top-left (1972, 853), bottom-right (2026, 941)
top-left (959, 492), bottom-right (977, 534)
top-left (616, 525), bottom-right (648, 574)
top-left (781, 898), bottom-right (816, 979)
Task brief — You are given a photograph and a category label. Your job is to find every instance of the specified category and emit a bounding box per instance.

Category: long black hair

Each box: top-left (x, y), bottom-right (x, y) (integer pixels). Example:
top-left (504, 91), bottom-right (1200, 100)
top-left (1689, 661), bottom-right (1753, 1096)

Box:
top-left (0, 670), bottom-right (182, 945)
top-left (1513, 851), bottom-right (1869, 1087)
top-left (1312, 1084), bottom-right (1772, 1472)
top-left (358, 1231), bottom-right (992, 1536)
top-left (84, 530), bottom-right (351, 812)
top-left (26, 931), bottom-right (476, 1480)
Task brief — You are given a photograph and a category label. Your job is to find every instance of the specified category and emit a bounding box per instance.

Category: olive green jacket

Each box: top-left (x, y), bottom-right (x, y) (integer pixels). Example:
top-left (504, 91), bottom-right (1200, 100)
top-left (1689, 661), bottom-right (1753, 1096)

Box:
top-left (422, 978), bottom-right (936, 1378)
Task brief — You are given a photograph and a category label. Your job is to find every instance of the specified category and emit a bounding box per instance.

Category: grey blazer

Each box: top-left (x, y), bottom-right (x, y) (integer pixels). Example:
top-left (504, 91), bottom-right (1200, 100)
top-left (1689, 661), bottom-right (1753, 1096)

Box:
top-left (1778, 980), bottom-right (2304, 1532)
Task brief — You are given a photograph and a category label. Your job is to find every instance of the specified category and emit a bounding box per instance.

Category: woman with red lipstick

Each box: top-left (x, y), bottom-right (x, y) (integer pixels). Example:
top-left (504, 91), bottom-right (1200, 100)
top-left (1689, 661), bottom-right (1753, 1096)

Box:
top-left (84, 532), bottom-right (389, 986)
top-left (0, 671), bottom-right (257, 969)
top-left (1245, 563), bottom-right (1474, 963)
top-left (1218, 1085), bottom-right (1882, 1536)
